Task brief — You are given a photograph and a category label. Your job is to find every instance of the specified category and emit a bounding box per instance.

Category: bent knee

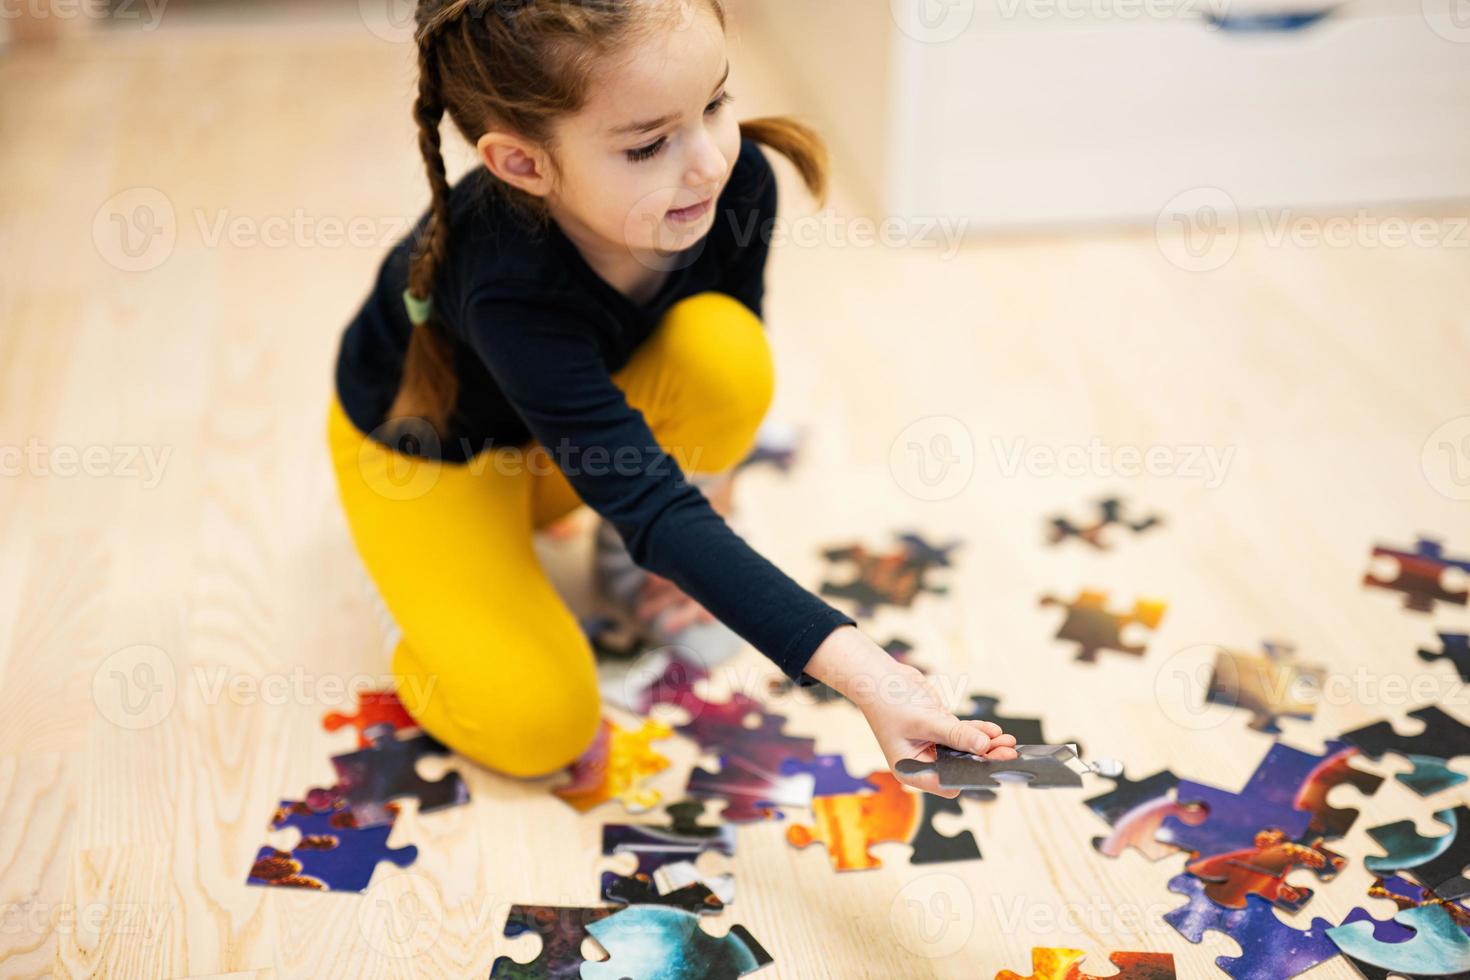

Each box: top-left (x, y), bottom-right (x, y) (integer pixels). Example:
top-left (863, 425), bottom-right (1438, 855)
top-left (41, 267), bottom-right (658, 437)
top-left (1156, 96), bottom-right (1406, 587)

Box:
top-left (391, 636), bottom-right (603, 779)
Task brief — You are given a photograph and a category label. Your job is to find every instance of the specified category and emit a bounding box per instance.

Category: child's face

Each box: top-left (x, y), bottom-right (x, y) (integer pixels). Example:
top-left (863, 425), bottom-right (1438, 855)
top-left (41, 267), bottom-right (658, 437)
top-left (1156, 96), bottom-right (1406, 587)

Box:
top-left (545, 3), bottom-right (740, 259)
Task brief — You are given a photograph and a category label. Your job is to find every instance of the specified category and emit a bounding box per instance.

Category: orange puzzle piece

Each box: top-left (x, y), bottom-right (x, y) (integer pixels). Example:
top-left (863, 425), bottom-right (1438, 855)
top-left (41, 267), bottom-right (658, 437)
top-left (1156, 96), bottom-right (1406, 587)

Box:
top-left (785, 771), bottom-right (919, 871)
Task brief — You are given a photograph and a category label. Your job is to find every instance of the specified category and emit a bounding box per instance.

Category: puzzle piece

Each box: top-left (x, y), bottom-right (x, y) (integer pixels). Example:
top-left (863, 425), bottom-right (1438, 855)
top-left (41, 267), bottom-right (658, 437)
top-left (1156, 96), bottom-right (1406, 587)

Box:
top-left (895, 744), bottom-right (1102, 790)
top-left (601, 800), bottom-right (735, 907)
top-left (554, 717), bottom-right (674, 814)
top-left (1158, 780), bottom-right (1311, 857)
top-left (958, 693), bottom-right (1085, 802)
top-left (1368, 875), bottom-right (1470, 931)
top-left (1186, 829), bottom-right (1344, 912)
top-left (1367, 805), bottom-right (1470, 901)
top-left (1420, 632), bottom-right (1470, 683)
top-left (1343, 706), bottom-right (1470, 796)
top-left (995, 947), bottom-right (1178, 979)
top-left (652, 684), bottom-right (816, 774)
top-left (310, 723), bottom-right (469, 827)
top-left (778, 755), bottom-right (877, 797)
top-left (322, 689), bottom-right (418, 747)
top-left (1206, 641), bottom-right (1325, 734)
top-left (581, 905), bottom-right (773, 980)
top-left (1363, 537), bottom-right (1470, 614)
top-left (785, 771), bottom-right (980, 870)
top-left (489, 904), bottom-right (615, 979)
top-left (1046, 497), bottom-right (1164, 550)
top-left (819, 532), bottom-right (958, 617)
top-left (588, 617), bottom-right (709, 714)
top-left (1329, 904), bottom-right (1470, 978)
top-left (1086, 768), bottom-right (1205, 861)
top-left (1040, 590), bottom-right (1167, 663)
top-left (687, 753), bottom-right (814, 823)
top-left (601, 876), bottom-right (726, 915)
top-left (246, 799), bottom-right (417, 893)
top-left (1163, 876), bottom-right (1341, 978)
top-left (1240, 739), bottom-right (1384, 840)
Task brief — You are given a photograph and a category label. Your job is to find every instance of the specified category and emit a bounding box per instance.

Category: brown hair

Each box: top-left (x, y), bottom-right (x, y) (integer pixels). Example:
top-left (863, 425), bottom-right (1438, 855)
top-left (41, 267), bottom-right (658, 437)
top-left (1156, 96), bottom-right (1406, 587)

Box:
top-left (389, 0), bottom-right (830, 438)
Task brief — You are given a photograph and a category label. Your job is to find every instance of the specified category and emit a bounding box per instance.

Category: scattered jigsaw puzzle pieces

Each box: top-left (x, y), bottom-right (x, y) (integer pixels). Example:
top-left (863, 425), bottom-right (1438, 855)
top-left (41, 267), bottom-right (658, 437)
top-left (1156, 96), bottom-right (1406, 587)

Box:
top-left (653, 685), bottom-right (816, 774)
top-left (1363, 537), bottom-right (1470, 614)
top-left (778, 754), bottom-right (877, 797)
top-left (995, 947), bottom-right (1177, 979)
top-left (1343, 706), bottom-right (1470, 796)
top-left (1329, 904), bottom-right (1470, 978)
top-left (786, 771), bottom-right (977, 870)
top-left (896, 744), bottom-right (1104, 790)
top-left (1367, 875), bottom-right (1470, 931)
top-left (1158, 780), bottom-right (1312, 857)
top-left (687, 753), bottom-right (814, 823)
top-left (310, 722), bottom-right (469, 827)
top-left (554, 717), bottom-right (674, 814)
top-left (322, 689), bottom-right (418, 747)
top-left (1085, 768), bottom-right (1205, 861)
top-left (1367, 806), bottom-right (1470, 901)
top-left (489, 904), bottom-right (615, 979)
top-left (1164, 877), bottom-right (1340, 978)
top-left (246, 798), bottom-right (417, 893)
top-left (581, 905), bottom-right (773, 980)
top-left (1040, 590), bottom-right (1167, 663)
top-left (1420, 633), bottom-right (1470, 682)
top-left (1206, 641), bottom-right (1324, 734)
top-left (1046, 497), bottom-right (1164, 550)
top-left (601, 800), bottom-right (735, 907)
top-left (819, 532), bottom-right (958, 617)
top-left (1241, 739), bottom-right (1384, 840)
top-left (1186, 829), bottom-right (1344, 912)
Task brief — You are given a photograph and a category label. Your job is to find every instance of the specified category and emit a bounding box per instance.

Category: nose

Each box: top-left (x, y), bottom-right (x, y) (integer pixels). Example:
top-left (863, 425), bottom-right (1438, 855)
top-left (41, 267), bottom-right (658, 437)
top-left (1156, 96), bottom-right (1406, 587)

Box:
top-left (685, 129), bottom-right (727, 194)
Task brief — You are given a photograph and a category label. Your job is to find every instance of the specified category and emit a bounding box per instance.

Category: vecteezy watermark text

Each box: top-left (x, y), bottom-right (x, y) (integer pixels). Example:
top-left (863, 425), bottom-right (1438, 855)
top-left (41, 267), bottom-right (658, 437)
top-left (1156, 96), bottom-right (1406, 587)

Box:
top-left (992, 436), bottom-right (1236, 488)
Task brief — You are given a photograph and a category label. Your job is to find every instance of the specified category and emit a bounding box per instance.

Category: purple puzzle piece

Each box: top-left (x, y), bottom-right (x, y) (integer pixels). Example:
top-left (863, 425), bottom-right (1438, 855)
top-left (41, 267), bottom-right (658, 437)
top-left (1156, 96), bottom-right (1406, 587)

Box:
top-left (778, 755), bottom-right (877, 797)
top-left (315, 723), bottom-right (470, 827)
top-left (687, 754), bottom-right (814, 823)
top-left (1158, 780), bottom-right (1311, 857)
top-left (1240, 739), bottom-right (1384, 839)
top-left (246, 799), bottom-right (418, 893)
top-left (1165, 876), bottom-right (1342, 979)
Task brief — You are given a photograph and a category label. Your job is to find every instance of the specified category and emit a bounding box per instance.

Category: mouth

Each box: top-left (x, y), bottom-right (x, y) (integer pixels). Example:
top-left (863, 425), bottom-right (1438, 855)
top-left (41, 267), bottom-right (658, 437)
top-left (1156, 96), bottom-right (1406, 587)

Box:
top-left (666, 196), bottom-right (714, 224)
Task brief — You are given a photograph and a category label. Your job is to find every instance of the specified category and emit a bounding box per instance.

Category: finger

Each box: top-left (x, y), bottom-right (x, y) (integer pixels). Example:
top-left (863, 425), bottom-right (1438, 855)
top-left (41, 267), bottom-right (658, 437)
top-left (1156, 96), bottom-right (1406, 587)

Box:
top-left (990, 733), bottom-right (1018, 749)
top-left (982, 745), bottom-right (1020, 761)
top-left (969, 720), bottom-right (1003, 739)
top-left (928, 716), bottom-right (994, 757)
top-left (891, 762), bottom-right (959, 800)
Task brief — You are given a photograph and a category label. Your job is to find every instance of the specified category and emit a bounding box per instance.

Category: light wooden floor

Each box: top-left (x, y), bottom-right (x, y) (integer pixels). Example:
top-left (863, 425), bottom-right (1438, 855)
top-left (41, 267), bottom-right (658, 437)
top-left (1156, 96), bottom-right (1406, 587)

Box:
top-left (3, 7), bottom-right (1469, 979)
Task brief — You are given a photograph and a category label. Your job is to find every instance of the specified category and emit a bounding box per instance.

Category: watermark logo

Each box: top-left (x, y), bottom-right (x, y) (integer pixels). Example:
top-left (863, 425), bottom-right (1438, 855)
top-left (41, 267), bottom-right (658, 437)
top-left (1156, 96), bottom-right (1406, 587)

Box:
top-left (93, 187), bottom-right (177, 273)
top-left (358, 418), bottom-right (444, 502)
top-left (1156, 187), bottom-right (1239, 273)
top-left (357, 873), bottom-right (444, 959)
top-left (891, 416), bottom-right (976, 501)
top-left (93, 644), bottom-right (177, 731)
top-left (1423, 0), bottom-right (1470, 42)
top-left (889, 873), bottom-right (974, 958)
top-left (891, 0), bottom-right (977, 42)
top-left (1423, 415), bottom-right (1470, 501)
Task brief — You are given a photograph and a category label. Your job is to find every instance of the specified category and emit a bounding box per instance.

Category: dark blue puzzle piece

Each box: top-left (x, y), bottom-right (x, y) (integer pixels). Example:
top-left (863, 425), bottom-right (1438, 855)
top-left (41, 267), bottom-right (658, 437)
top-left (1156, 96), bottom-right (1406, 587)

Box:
top-left (1165, 876), bottom-right (1342, 979)
top-left (778, 755), bottom-right (877, 797)
top-left (1420, 633), bottom-right (1470, 683)
top-left (246, 799), bottom-right (417, 893)
top-left (321, 723), bottom-right (469, 827)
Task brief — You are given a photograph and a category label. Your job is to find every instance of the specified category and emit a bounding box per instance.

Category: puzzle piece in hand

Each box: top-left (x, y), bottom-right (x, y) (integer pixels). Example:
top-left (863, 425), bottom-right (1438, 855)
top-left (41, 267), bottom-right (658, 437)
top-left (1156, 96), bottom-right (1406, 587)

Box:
top-left (1342, 706), bottom-right (1470, 796)
top-left (687, 754), bottom-right (814, 823)
top-left (1240, 739), bottom-right (1384, 840)
top-left (582, 905), bottom-right (773, 980)
top-left (1085, 768), bottom-right (1205, 861)
top-left (818, 532), bottom-right (958, 617)
top-left (894, 744), bottom-right (1099, 790)
top-left (322, 689), bottom-right (418, 747)
top-left (246, 799), bottom-right (417, 893)
top-left (995, 947), bottom-right (1178, 980)
top-left (767, 636), bottom-right (916, 703)
top-left (1366, 805), bottom-right (1470, 901)
top-left (1206, 641), bottom-right (1325, 734)
top-left (489, 904), bottom-right (615, 979)
top-left (1186, 829), bottom-right (1345, 912)
top-left (554, 717), bottom-right (674, 814)
top-left (778, 755), bottom-right (877, 797)
top-left (1046, 497), bottom-right (1164, 550)
top-left (1363, 537), bottom-right (1470, 613)
top-left (786, 770), bottom-right (979, 870)
top-left (1329, 904), bottom-right (1470, 978)
top-left (1421, 633), bottom-right (1470, 683)
top-left (1158, 780), bottom-right (1311, 857)
top-left (1040, 590), bottom-right (1167, 663)
top-left (1163, 876), bottom-right (1341, 978)
top-left (314, 723), bottom-right (469, 827)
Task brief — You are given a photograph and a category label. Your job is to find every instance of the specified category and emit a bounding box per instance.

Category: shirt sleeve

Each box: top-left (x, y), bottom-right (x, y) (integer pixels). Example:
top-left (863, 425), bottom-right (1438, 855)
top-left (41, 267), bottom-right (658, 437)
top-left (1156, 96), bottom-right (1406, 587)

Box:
top-left (461, 290), bottom-right (856, 681)
top-left (718, 140), bottom-right (778, 319)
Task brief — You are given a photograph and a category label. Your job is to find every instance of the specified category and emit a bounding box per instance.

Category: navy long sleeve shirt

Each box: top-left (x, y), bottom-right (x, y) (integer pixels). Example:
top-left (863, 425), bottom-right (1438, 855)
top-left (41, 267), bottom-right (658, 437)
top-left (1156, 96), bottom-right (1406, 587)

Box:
top-left (333, 136), bottom-right (856, 680)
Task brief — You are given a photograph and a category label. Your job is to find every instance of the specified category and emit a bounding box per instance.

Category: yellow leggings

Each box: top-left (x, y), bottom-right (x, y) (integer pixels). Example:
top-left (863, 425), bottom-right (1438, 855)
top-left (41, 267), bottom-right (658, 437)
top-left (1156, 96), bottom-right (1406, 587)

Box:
top-left (326, 291), bottom-right (775, 778)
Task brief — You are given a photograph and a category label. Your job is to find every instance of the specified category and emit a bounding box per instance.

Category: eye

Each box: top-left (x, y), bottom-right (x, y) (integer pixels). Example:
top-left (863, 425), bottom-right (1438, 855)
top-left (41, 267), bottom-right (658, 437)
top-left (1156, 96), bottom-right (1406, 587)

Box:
top-left (706, 90), bottom-right (733, 115)
top-left (626, 137), bottom-right (666, 163)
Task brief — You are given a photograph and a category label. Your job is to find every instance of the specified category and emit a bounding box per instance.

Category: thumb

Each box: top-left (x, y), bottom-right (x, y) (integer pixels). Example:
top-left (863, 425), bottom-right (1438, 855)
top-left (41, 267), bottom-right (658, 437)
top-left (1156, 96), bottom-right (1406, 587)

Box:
top-left (929, 715), bottom-right (990, 756)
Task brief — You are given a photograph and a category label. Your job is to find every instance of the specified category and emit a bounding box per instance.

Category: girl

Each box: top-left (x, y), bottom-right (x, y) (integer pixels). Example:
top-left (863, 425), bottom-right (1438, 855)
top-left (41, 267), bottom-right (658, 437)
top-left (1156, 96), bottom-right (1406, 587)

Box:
top-left (326, 0), bottom-right (1018, 797)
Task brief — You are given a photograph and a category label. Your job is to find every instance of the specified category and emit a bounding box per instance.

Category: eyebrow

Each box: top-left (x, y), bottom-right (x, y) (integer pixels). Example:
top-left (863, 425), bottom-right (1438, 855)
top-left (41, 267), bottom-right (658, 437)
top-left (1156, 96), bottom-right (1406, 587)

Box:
top-left (607, 62), bottom-right (731, 138)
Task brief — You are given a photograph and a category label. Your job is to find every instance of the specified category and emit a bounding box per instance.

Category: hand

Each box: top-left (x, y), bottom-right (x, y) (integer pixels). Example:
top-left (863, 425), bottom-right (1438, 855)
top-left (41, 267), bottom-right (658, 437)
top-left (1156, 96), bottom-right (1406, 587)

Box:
top-left (802, 625), bottom-right (1018, 798)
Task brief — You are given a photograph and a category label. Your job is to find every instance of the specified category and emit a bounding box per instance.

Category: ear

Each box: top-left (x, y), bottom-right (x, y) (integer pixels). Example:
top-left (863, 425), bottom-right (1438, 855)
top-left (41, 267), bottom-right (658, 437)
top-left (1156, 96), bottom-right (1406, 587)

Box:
top-left (477, 130), bottom-right (554, 198)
